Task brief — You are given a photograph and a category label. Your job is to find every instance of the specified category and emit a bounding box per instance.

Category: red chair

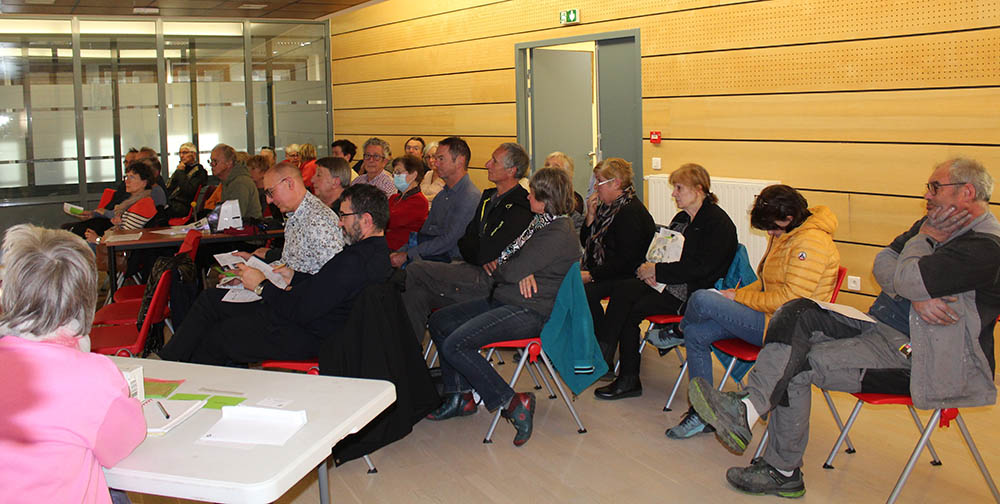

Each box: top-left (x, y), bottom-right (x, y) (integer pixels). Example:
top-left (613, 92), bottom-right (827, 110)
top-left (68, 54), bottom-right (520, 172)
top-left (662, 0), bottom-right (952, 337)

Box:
top-left (112, 229), bottom-right (201, 303)
top-left (167, 185), bottom-right (201, 226)
top-left (823, 393), bottom-right (999, 503)
top-left (480, 337), bottom-right (586, 444)
top-left (90, 269), bottom-right (172, 357)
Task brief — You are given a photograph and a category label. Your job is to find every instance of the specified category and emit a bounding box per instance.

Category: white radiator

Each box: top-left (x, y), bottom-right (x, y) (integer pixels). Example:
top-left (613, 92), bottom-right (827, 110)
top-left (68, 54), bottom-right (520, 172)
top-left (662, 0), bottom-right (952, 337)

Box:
top-left (644, 175), bottom-right (780, 270)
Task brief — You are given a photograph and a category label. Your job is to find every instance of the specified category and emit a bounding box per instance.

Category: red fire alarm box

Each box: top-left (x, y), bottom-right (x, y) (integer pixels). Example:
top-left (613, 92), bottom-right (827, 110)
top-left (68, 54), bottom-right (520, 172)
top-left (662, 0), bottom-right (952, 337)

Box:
top-left (650, 131), bottom-right (661, 144)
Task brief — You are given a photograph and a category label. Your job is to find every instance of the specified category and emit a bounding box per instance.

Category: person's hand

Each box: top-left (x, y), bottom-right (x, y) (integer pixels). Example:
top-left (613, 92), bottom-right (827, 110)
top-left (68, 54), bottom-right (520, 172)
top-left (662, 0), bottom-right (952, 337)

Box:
top-left (236, 263), bottom-right (266, 291)
top-left (519, 274), bottom-right (538, 299)
top-left (635, 262), bottom-right (656, 283)
top-left (720, 289), bottom-right (737, 300)
top-left (585, 192), bottom-right (600, 226)
top-left (84, 229), bottom-right (99, 244)
top-left (390, 251), bottom-right (408, 268)
top-left (77, 210), bottom-right (93, 219)
top-left (913, 296), bottom-right (960, 325)
top-left (272, 263), bottom-right (294, 287)
top-left (920, 205), bottom-right (972, 243)
top-left (482, 260), bottom-right (498, 276)
top-left (252, 247), bottom-right (269, 259)
top-left (232, 251), bottom-right (252, 261)
top-left (580, 270), bottom-right (592, 284)
top-left (176, 162), bottom-right (185, 172)
top-left (110, 216), bottom-right (122, 226)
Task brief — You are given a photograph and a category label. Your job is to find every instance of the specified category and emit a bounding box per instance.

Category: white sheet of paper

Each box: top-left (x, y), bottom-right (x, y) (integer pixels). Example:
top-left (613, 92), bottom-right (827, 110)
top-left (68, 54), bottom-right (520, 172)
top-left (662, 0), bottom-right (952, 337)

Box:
top-left (213, 251), bottom-right (245, 269)
top-left (222, 289), bottom-right (261, 303)
top-left (256, 397), bottom-right (292, 408)
top-left (64, 202), bottom-right (84, 215)
top-left (152, 227), bottom-right (192, 236)
top-left (245, 256), bottom-right (288, 289)
top-left (814, 300), bottom-right (877, 323)
top-left (200, 406), bottom-right (307, 446)
top-left (104, 232), bottom-right (143, 243)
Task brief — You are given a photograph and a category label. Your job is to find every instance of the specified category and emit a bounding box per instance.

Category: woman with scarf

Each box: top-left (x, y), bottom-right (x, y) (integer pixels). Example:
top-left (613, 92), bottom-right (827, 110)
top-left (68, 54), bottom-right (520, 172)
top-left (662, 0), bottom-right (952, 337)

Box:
top-left (424, 168), bottom-right (580, 447)
top-left (580, 158), bottom-right (656, 372)
top-left (84, 162), bottom-right (158, 246)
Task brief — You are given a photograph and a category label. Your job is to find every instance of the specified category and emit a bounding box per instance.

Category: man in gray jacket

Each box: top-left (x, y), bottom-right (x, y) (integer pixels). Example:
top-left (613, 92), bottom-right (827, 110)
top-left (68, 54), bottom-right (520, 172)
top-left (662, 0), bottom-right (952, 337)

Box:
top-left (210, 143), bottom-right (262, 220)
top-left (688, 157), bottom-right (1000, 498)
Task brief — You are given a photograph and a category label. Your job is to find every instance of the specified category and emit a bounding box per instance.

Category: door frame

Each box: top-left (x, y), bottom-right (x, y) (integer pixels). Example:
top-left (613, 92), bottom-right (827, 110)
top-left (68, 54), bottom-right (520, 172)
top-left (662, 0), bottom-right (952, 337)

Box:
top-left (514, 29), bottom-right (643, 197)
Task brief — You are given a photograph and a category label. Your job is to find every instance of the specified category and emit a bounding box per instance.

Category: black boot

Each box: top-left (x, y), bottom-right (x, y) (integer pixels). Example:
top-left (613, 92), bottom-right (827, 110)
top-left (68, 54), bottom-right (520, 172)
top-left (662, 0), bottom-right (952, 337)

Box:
top-left (426, 392), bottom-right (477, 420)
top-left (594, 375), bottom-right (642, 400)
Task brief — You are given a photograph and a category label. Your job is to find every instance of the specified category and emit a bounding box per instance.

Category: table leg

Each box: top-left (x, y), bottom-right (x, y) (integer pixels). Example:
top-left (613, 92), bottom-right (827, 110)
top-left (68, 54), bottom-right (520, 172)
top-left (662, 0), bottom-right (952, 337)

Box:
top-left (107, 244), bottom-right (118, 297)
top-left (317, 456), bottom-right (330, 504)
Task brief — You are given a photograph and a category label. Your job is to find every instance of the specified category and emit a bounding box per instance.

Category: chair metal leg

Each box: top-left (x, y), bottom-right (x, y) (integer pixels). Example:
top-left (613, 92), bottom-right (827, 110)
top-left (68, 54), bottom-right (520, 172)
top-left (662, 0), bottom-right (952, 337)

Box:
top-left (822, 390), bottom-right (856, 454)
top-left (663, 360), bottom-right (687, 411)
top-left (718, 357), bottom-right (738, 391)
top-left (955, 413), bottom-right (1000, 503)
top-left (423, 338), bottom-right (434, 361)
top-left (906, 405), bottom-right (942, 465)
top-left (484, 348), bottom-right (531, 443)
top-left (362, 454), bottom-right (377, 474)
top-left (539, 349), bottom-right (586, 434)
top-left (532, 361), bottom-right (556, 399)
top-left (824, 399), bottom-right (865, 469)
top-left (672, 345), bottom-right (684, 365)
top-left (317, 455), bottom-right (330, 504)
top-left (429, 349), bottom-right (438, 368)
top-left (753, 429), bottom-right (768, 459)
top-left (887, 409), bottom-right (941, 504)
top-left (524, 358), bottom-right (543, 390)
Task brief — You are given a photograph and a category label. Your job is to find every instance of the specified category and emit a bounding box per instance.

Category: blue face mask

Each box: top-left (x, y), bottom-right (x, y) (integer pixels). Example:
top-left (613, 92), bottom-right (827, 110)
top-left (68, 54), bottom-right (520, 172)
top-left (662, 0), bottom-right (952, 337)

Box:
top-left (393, 173), bottom-right (410, 192)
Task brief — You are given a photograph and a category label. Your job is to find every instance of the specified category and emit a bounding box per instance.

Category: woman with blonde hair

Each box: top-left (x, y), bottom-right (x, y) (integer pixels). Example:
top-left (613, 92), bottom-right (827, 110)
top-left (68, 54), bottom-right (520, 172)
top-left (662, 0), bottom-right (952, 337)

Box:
top-left (298, 143), bottom-right (318, 191)
top-left (420, 141), bottom-right (445, 204)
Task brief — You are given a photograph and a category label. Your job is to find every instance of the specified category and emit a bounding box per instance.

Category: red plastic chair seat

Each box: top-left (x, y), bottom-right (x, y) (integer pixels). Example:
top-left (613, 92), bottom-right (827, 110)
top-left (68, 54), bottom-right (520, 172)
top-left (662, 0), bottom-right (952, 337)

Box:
top-left (93, 299), bottom-right (142, 326)
top-left (712, 338), bottom-right (762, 362)
top-left (645, 314), bottom-right (682, 325)
top-left (482, 338), bottom-right (542, 363)
top-left (261, 360), bottom-right (320, 375)
top-left (851, 392), bottom-right (912, 406)
top-left (91, 325), bottom-right (142, 356)
top-left (113, 283), bottom-right (147, 303)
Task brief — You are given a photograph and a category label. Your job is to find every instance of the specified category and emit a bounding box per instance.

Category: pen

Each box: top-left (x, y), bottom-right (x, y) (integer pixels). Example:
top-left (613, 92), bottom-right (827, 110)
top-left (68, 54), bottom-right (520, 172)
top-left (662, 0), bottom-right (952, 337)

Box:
top-left (156, 400), bottom-right (171, 419)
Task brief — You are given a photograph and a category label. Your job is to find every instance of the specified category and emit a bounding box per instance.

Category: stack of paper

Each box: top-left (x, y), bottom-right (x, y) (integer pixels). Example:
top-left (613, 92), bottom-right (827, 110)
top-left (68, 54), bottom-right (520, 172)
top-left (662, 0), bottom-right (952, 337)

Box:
top-left (142, 398), bottom-right (207, 436)
top-left (104, 232), bottom-right (143, 243)
top-left (213, 251), bottom-right (288, 303)
top-left (200, 406), bottom-right (307, 446)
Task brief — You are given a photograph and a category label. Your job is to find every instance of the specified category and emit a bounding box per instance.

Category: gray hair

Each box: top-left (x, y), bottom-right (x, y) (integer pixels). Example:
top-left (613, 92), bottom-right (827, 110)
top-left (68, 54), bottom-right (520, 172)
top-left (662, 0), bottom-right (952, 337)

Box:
top-left (423, 141), bottom-right (439, 156)
top-left (499, 142), bottom-right (530, 179)
top-left (212, 143), bottom-right (236, 164)
top-left (0, 225), bottom-right (96, 340)
top-left (529, 167), bottom-right (575, 215)
top-left (363, 137), bottom-right (391, 159)
top-left (945, 158), bottom-right (993, 201)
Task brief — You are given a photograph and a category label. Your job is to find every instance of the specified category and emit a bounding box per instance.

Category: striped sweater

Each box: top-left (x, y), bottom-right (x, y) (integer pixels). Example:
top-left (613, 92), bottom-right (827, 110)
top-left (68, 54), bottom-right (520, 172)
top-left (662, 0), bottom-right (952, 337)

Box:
top-left (119, 197), bottom-right (157, 230)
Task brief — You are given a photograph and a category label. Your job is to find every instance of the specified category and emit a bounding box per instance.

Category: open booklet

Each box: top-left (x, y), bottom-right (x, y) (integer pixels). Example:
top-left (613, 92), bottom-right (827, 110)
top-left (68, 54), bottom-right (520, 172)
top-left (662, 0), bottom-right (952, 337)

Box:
top-left (63, 202), bottom-right (84, 216)
top-left (812, 300), bottom-right (876, 323)
top-left (644, 227), bottom-right (685, 293)
top-left (213, 251), bottom-right (288, 302)
top-left (142, 398), bottom-right (207, 436)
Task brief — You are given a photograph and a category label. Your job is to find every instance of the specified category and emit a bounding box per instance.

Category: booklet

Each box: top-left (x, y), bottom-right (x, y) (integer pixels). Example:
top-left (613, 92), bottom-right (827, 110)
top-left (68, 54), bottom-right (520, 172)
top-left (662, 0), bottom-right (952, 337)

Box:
top-left (103, 232), bottom-right (143, 243)
top-left (813, 300), bottom-right (877, 323)
top-left (142, 398), bottom-right (207, 436)
top-left (200, 406), bottom-right (307, 446)
top-left (63, 202), bottom-right (84, 216)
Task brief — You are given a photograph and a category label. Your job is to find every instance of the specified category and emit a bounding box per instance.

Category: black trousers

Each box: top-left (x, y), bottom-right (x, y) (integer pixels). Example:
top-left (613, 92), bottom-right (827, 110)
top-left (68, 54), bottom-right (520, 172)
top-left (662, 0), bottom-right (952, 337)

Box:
top-left (596, 278), bottom-right (683, 376)
top-left (159, 288), bottom-right (321, 365)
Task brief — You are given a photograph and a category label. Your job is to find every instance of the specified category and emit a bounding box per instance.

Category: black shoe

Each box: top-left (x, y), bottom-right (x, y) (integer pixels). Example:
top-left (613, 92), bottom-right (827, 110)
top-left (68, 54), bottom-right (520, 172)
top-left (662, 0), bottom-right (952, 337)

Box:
top-left (597, 370), bottom-right (615, 382)
top-left (594, 375), bottom-right (642, 400)
top-left (426, 392), bottom-right (477, 420)
top-left (726, 458), bottom-right (805, 498)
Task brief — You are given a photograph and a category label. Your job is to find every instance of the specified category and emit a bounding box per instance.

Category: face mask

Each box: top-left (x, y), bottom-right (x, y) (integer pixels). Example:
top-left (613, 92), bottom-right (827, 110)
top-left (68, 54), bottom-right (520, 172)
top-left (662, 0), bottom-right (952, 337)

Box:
top-left (393, 173), bottom-right (410, 192)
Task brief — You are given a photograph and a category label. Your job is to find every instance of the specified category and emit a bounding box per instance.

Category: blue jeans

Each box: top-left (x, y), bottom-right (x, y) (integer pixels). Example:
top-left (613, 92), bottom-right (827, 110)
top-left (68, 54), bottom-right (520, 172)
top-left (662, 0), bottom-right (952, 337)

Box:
top-left (679, 289), bottom-right (765, 385)
top-left (429, 298), bottom-right (545, 411)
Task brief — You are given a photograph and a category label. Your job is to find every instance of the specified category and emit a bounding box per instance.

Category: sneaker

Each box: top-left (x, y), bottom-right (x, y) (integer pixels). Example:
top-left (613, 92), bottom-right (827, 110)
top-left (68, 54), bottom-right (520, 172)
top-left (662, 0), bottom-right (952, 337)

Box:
top-left (501, 392), bottom-right (536, 447)
top-left (426, 392), bottom-right (477, 421)
top-left (665, 407), bottom-right (716, 439)
top-left (726, 458), bottom-right (805, 498)
top-left (645, 324), bottom-right (684, 350)
top-left (688, 376), bottom-right (753, 454)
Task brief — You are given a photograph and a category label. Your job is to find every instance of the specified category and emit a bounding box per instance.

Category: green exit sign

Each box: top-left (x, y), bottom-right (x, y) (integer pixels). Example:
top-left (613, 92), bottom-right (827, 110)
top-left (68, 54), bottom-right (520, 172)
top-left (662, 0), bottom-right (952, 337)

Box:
top-left (559, 8), bottom-right (580, 25)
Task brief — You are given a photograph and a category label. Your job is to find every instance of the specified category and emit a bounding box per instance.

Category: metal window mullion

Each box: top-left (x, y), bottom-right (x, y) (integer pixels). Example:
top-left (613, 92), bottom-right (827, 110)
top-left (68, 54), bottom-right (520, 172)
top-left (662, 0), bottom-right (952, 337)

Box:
top-left (155, 18), bottom-right (168, 179)
top-left (243, 20), bottom-right (254, 153)
top-left (110, 38), bottom-right (122, 181)
top-left (323, 19), bottom-right (333, 155)
top-left (265, 37), bottom-right (275, 149)
top-left (71, 17), bottom-right (87, 205)
top-left (21, 39), bottom-right (35, 189)
top-left (188, 39), bottom-right (200, 151)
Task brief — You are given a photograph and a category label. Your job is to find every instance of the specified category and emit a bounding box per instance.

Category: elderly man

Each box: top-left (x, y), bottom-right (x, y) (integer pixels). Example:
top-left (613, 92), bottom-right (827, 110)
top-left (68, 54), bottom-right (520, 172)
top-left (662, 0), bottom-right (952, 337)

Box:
top-left (390, 136), bottom-right (481, 268)
top-left (158, 184), bottom-right (392, 365)
top-left (689, 158), bottom-right (1000, 498)
top-left (243, 161), bottom-right (344, 274)
top-left (313, 156), bottom-right (352, 209)
top-left (208, 143), bottom-right (261, 220)
top-left (352, 137), bottom-right (396, 198)
top-left (165, 142), bottom-right (207, 219)
top-left (401, 142), bottom-right (535, 342)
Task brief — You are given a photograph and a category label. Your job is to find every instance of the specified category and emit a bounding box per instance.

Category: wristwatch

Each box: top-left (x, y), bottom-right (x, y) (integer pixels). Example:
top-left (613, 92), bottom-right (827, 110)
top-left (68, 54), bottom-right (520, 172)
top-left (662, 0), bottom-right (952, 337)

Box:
top-left (253, 281), bottom-right (266, 296)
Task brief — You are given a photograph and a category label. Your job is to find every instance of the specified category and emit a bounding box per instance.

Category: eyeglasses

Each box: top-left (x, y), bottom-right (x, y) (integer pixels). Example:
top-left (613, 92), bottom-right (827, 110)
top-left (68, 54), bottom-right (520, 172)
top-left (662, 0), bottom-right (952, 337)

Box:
top-left (338, 211), bottom-right (359, 217)
top-left (595, 178), bottom-right (615, 187)
top-left (363, 153), bottom-right (385, 161)
top-left (925, 181), bottom-right (965, 195)
top-left (263, 177), bottom-right (290, 198)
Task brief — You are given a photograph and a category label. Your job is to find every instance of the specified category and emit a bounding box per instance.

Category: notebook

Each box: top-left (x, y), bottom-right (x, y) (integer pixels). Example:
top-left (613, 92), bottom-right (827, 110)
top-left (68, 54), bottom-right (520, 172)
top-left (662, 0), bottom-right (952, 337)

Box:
top-left (142, 398), bottom-right (207, 436)
top-left (200, 406), bottom-right (307, 446)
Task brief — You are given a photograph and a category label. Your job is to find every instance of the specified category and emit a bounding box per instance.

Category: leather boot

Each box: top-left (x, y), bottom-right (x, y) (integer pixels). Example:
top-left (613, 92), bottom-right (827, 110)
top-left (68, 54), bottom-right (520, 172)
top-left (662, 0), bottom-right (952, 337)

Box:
top-left (426, 392), bottom-right (477, 420)
top-left (594, 374), bottom-right (642, 400)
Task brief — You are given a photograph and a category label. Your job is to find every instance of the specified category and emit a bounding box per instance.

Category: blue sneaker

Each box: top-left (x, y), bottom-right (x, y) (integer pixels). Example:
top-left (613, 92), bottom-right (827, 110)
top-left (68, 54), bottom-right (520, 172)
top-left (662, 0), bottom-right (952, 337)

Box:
top-left (645, 324), bottom-right (684, 350)
top-left (665, 407), bottom-right (716, 439)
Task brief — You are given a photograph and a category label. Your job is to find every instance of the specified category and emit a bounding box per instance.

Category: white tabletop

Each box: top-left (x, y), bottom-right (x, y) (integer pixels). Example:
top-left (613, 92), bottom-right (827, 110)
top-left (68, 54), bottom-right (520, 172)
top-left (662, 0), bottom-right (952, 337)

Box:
top-left (105, 357), bottom-right (396, 504)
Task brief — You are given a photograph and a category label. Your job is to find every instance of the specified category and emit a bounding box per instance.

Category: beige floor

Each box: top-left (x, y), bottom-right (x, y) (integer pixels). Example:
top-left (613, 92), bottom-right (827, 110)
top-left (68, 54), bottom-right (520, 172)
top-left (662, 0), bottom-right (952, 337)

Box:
top-left (127, 341), bottom-right (1000, 504)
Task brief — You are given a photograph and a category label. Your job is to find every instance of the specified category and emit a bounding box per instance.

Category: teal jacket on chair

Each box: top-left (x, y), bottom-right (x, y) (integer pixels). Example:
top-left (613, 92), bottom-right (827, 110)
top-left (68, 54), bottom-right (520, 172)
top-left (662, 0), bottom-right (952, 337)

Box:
top-left (711, 243), bottom-right (759, 382)
top-left (539, 262), bottom-right (609, 395)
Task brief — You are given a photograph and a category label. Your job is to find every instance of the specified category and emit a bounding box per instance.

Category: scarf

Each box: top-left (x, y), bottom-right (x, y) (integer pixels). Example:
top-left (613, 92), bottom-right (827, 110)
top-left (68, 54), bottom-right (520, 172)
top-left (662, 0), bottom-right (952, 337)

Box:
top-left (495, 213), bottom-right (564, 267)
top-left (0, 320), bottom-right (90, 352)
top-left (111, 188), bottom-right (152, 220)
top-left (584, 185), bottom-right (636, 267)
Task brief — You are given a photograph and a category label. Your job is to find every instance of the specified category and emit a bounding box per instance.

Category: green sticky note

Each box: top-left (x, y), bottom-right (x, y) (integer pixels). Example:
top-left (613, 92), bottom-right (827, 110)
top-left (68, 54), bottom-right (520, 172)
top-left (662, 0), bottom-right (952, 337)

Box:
top-left (204, 395), bottom-right (246, 409)
top-left (169, 393), bottom-right (210, 401)
top-left (144, 378), bottom-right (184, 398)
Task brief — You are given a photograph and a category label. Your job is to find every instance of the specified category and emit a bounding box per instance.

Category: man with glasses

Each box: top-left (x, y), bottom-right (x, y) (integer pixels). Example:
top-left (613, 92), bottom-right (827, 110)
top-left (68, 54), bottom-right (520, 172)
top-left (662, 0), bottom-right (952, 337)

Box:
top-left (209, 143), bottom-right (261, 220)
top-left (688, 158), bottom-right (1000, 498)
top-left (351, 137), bottom-right (397, 198)
top-left (158, 184), bottom-right (392, 366)
top-left (165, 142), bottom-right (207, 219)
top-left (237, 161), bottom-right (344, 275)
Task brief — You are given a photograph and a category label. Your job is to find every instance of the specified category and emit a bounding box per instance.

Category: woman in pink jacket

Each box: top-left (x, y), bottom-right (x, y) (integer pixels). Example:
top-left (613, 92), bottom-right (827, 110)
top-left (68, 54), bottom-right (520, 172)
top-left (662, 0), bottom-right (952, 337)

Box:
top-left (0, 224), bottom-right (146, 504)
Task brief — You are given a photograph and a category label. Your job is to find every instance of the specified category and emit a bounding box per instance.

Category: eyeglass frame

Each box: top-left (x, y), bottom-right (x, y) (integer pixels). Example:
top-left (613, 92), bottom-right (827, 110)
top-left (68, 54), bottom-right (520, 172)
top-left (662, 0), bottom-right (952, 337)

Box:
top-left (263, 177), bottom-right (291, 199)
top-left (363, 153), bottom-right (385, 161)
top-left (925, 181), bottom-right (966, 195)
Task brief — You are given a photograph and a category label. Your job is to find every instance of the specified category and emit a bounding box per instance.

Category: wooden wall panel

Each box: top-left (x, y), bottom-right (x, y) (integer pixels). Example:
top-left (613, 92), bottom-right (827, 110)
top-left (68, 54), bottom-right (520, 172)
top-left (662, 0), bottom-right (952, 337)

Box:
top-left (335, 103), bottom-right (516, 137)
top-left (643, 88), bottom-right (1000, 145)
top-left (834, 242), bottom-right (883, 297)
top-left (333, 134), bottom-right (516, 169)
top-left (329, 0), bottom-right (501, 35)
top-left (332, 36), bottom-right (514, 85)
top-left (835, 290), bottom-right (878, 313)
top-left (333, 69), bottom-right (515, 109)
top-left (642, 141), bottom-right (1000, 203)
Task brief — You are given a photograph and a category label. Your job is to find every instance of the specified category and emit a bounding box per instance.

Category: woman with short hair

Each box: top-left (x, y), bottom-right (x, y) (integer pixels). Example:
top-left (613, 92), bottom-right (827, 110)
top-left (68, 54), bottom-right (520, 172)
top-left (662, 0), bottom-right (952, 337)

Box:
top-left (298, 143), bottom-right (318, 191)
top-left (419, 141), bottom-right (445, 204)
top-left (0, 224), bottom-right (146, 503)
top-left (84, 162), bottom-right (158, 245)
top-left (425, 168), bottom-right (581, 447)
top-left (386, 154), bottom-right (430, 251)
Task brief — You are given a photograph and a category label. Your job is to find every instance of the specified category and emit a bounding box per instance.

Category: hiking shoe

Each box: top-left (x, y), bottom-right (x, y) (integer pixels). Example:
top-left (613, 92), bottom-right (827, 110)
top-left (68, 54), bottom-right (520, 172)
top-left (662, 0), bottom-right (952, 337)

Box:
top-left (501, 392), bottom-right (536, 447)
top-left (688, 376), bottom-right (752, 454)
top-left (665, 407), bottom-right (716, 439)
top-left (726, 458), bottom-right (805, 498)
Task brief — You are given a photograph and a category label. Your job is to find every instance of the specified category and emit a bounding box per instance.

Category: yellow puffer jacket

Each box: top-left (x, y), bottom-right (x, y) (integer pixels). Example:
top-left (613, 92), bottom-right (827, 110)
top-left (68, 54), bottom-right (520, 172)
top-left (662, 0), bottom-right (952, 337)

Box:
top-left (734, 205), bottom-right (841, 329)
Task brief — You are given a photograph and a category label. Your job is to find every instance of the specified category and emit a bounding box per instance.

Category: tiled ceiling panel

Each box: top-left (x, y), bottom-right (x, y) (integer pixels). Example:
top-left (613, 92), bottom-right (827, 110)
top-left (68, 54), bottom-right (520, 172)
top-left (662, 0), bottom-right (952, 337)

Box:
top-left (0, 0), bottom-right (368, 19)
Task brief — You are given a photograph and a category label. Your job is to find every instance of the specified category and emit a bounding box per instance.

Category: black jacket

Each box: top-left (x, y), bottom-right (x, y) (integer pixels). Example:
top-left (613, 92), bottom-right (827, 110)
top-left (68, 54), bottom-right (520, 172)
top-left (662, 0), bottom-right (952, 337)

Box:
top-left (457, 184), bottom-right (534, 266)
top-left (166, 162), bottom-right (208, 218)
top-left (580, 197), bottom-right (656, 282)
top-left (655, 201), bottom-right (738, 293)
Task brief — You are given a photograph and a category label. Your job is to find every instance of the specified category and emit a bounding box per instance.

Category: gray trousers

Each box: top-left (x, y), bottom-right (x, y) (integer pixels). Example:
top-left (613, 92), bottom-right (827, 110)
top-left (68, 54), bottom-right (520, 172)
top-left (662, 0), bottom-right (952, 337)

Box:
top-left (402, 259), bottom-right (491, 343)
top-left (743, 299), bottom-right (912, 471)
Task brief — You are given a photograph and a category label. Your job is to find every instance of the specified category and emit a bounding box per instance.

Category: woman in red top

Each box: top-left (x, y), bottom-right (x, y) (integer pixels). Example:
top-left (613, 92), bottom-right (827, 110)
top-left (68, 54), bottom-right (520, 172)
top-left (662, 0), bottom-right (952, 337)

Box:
top-left (298, 143), bottom-right (318, 191)
top-left (386, 154), bottom-right (429, 251)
